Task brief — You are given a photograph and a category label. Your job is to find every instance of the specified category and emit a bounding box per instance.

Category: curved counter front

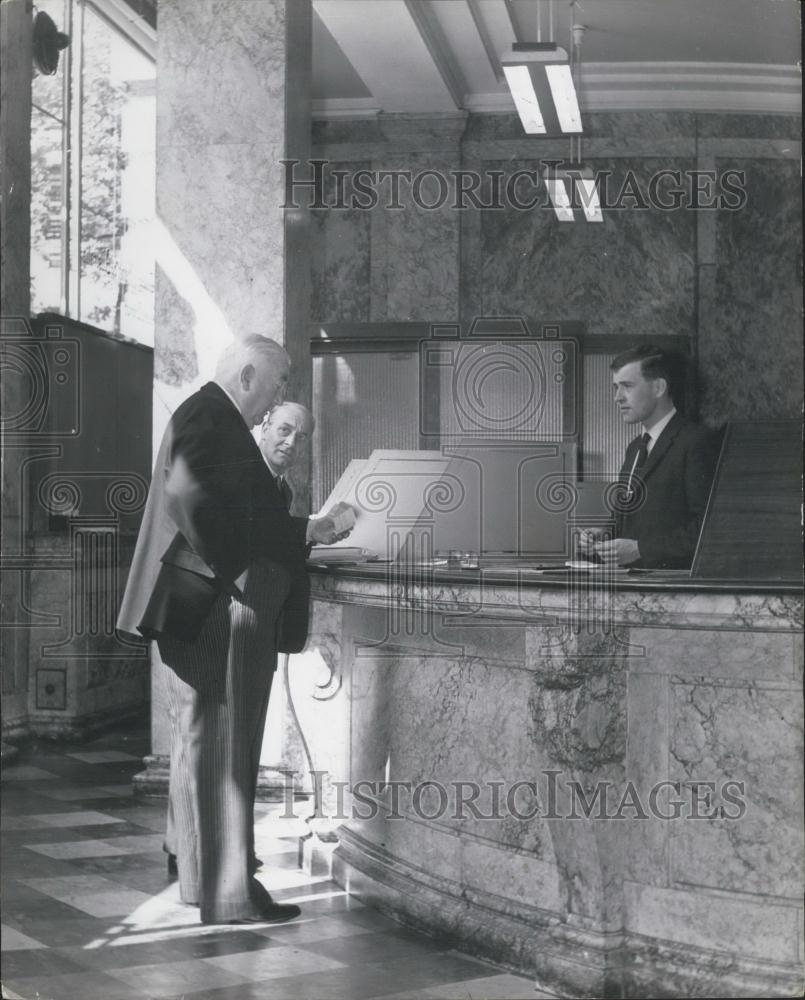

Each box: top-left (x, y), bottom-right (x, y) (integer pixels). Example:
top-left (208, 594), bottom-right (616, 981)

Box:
top-left (288, 564), bottom-right (803, 999)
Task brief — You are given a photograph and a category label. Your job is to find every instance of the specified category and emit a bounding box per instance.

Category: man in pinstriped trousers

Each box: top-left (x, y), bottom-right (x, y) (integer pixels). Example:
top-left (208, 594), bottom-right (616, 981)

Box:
top-left (118, 336), bottom-right (346, 924)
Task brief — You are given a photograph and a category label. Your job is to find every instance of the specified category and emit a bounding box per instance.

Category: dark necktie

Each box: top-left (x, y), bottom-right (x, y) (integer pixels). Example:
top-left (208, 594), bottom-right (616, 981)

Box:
top-left (277, 476), bottom-right (293, 511)
top-left (634, 431), bottom-right (652, 471)
top-left (626, 432), bottom-right (652, 497)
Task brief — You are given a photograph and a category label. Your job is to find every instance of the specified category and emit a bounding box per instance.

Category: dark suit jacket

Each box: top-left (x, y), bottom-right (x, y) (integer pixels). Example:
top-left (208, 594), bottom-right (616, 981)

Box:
top-left (616, 413), bottom-right (721, 569)
top-left (117, 382), bottom-right (310, 653)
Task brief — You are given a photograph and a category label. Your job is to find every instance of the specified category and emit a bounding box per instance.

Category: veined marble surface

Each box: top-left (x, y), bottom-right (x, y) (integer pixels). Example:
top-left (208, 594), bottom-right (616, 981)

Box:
top-left (477, 155), bottom-right (695, 340)
top-left (700, 157), bottom-right (803, 426)
top-left (154, 0), bottom-right (311, 402)
top-left (311, 110), bottom-right (801, 428)
top-left (303, 569), bottom-right (803, 996)
top-left (310, 568), bottom-right (804, 632)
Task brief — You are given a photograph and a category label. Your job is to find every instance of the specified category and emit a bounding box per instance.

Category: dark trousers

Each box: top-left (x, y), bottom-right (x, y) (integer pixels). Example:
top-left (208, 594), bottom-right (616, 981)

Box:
top-left (158, 561), bottom-right (289, 923)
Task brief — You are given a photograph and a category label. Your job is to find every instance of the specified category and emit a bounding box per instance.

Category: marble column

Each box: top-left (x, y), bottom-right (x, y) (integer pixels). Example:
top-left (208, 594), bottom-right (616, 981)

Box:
top-left (136, 0), bottom-right (313, 797)
top-left (0, 0), bottom-right (34, 759)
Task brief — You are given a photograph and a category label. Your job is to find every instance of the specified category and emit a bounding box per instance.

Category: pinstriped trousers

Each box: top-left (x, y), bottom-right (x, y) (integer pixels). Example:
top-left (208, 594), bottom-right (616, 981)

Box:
top-left (157, 560), bottom-right (290, 923)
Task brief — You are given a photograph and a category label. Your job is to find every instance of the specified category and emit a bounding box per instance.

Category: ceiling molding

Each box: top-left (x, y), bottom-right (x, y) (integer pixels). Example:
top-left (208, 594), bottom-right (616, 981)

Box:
top-left (313, 59), bottom-right (801, 120)
top-left (312, 98), bottom-right (381, 120)
top-left (311, 1), bottom-right (800, 121)
top-left (467, 62), bottom-right (802, 116)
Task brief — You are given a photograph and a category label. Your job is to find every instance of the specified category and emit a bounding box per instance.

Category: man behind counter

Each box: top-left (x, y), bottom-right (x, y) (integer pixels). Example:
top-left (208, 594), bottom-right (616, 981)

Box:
top-left (582, 345), bottom-right (721, 569)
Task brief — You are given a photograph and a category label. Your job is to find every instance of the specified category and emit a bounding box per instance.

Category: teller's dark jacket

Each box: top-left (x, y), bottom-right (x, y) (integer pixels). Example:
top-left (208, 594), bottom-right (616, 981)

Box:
top-left (616, 413), bottom-right (721, 569)
top-left (117, 382), bottom-right (309, 653)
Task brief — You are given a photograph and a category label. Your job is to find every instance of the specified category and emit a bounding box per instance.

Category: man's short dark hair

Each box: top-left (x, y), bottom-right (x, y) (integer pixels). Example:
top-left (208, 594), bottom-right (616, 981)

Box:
top-left (609, 345), bottom-right (685, 403)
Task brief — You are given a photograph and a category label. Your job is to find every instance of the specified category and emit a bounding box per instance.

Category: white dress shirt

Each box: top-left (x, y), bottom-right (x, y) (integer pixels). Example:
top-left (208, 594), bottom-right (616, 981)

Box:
top-left (643, 407), bottom-right (676, 453)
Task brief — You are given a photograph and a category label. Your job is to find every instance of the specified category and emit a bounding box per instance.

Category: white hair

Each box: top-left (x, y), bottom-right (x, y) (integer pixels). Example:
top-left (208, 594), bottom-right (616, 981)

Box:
top-left (214, 335), bottom-right (289, 385)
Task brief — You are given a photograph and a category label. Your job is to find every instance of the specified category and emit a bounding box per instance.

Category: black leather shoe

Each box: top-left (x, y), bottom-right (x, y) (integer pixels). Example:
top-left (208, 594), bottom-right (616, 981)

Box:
top-left (226, 902), bottom-right (301, 925)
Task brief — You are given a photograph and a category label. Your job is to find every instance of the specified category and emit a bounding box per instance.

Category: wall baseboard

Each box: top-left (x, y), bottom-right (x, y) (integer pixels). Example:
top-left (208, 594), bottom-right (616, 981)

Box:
top-left (1, 706), bottom-right (148, 748)
top-left (333, 826), bottom-right (805, 999)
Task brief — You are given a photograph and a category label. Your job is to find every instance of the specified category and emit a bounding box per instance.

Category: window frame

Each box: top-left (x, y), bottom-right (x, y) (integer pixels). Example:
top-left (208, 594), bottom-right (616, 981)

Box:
top-left (31, 0), bottom-right (156, 332)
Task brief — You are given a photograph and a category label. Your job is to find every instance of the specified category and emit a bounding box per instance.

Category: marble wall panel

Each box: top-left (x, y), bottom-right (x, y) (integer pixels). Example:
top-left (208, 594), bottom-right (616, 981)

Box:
top-left (310, 161), bottom-right (371, 322)
top-left (157, 141), bottom-right (288, 354)
top-left (477, 158), bottom-right (696, 339)
top-left (696, 113), bottom-right (802, 139)
top-left (463, 111), bottom-right (696, 145)
top-left (153, 264), bottom-right (197, 387)
top-left (700, 158), bottom-right (803, 425)
top-left (433, 620), bottom-right (526, 667)
top-left (312, 119), bottom-right (383, 147)
top-left (623, 672), bottom-right (670, 887)
top-left (624, 881), bottom-right (801, 964)
top-left (670, 680), bottom-right (804, 899)
top-left (628, 627), bottom-right (800, 681)
top-left (157, 0), bottom-right (289, 149)
top-left (311, 111), bottom-right (800, 438)
top-left (525, 628), bottom-right (628, 771)
top-left (370, 153), bottom-right (461, 322)
top-left (461, 838), bottom-right (563, 913)
top-left (348, 646), bottom-right (555, 861)
top-left (349, 808), bottom-right (464, 887)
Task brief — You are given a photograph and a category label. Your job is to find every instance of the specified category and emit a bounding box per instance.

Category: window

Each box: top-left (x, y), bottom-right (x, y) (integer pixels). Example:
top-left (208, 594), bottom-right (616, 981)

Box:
top-left (31, 0), bottom-right (68, 315)
top-left (30, 0), bottom-right (156, 345)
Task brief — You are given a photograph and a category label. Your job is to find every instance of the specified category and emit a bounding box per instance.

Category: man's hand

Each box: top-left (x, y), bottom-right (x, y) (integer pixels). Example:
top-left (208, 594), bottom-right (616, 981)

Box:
top-left (306, 502), bottom-right (356, 546)
top-left (577, 528), bottom-right (605, 555)
top-left (307, 518), bottom-right (352, 545)
top-left (593, 538), bottom-right (640, 567)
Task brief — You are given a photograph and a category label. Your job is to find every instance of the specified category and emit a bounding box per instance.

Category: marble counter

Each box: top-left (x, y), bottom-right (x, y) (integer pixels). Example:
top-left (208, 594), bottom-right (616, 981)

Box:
top-left (291, 565), bottom-right (804, 998)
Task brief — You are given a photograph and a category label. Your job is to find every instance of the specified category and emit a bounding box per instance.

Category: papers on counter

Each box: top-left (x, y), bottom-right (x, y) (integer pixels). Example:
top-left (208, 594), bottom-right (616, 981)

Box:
top-left (330, 503), bottom-right (356, 535)
top-left (309, 546), bottom-right (370, 564)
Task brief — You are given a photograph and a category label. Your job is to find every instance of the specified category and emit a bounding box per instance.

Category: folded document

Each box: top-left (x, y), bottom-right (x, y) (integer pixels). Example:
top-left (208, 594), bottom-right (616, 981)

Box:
top-left (309, 546), bottom-right (369, 564)
top-left (330, 504), bottom-right (356, 535)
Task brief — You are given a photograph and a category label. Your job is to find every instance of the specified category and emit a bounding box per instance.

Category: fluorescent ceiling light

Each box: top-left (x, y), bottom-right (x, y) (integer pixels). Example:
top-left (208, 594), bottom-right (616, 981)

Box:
top-left (544, 174), bottom-right (575, 222)
top-left (544, 166), bottom-right (603, 223)
top-left (574, 173), bottom-right (603, 222)
top-left (545, 64), bottom-right (582, 134)
top-left (502, 45), bottom-right (583, 136)
top-left (502, 64), bottom-right (546, 134)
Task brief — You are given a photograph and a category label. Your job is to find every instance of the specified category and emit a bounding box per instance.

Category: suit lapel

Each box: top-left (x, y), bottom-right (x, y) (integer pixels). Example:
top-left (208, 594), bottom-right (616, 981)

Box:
top-left (639, 412), bottom-right (684, 481)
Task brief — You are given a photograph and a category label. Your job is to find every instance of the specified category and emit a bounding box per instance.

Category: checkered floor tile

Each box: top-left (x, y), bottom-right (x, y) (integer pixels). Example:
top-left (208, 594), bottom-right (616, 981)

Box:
top-left (1, 725), bottom-right (551, 999)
